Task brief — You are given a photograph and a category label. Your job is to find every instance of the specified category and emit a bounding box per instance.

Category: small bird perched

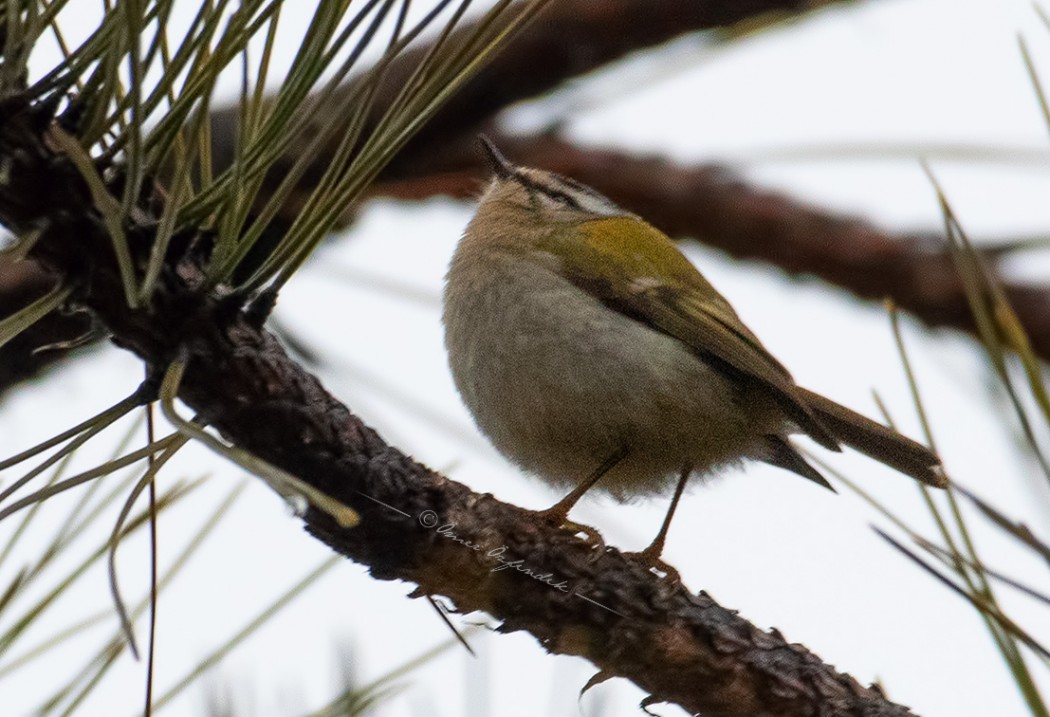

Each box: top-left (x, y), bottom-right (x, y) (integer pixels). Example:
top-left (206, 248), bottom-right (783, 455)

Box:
top-left (442, 137), bottom-right (946, 571)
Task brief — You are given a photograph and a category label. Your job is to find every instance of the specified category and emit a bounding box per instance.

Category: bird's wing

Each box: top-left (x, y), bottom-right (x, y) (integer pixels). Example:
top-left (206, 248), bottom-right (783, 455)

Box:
top-left (542, 216), bottom-right (839, 450)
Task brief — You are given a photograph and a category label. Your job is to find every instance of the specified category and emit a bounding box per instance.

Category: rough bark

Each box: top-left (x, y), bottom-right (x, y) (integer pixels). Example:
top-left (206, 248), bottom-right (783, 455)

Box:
top-left (0, 92), bottom-right (918, 717)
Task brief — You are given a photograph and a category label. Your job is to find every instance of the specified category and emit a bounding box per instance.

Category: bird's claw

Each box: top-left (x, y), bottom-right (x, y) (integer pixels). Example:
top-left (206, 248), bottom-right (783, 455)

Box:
top-left (623, 547), bottom-right (681, 585)
top-left (533, 508), bottom-right (606, 554)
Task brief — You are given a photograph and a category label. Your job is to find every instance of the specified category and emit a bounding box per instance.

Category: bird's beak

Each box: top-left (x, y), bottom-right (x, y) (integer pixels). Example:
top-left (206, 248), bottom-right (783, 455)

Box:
top-left (477, 134), bottom-right (515, 180)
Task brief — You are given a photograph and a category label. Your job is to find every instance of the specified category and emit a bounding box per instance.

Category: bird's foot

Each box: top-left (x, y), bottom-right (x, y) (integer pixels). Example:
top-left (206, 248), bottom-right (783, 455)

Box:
top-left (533, 506), bottom-right (606, 553)
top-left (622, 543), bottom-right (681, 585)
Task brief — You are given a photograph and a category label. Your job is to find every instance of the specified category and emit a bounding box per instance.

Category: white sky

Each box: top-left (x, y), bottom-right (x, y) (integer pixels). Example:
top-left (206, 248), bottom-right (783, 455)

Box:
top-left (2, 1), bottom-right (1050, 716)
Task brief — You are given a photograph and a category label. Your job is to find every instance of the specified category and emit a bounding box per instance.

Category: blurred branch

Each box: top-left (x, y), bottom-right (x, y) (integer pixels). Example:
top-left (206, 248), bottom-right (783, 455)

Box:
top-left (374, 132), bottom-right (1050, 355)
top-left (0, 94), bottom-right (918, 717)
top-left (0, 0), bottom-right (860, 394)
top-left (211, 0), bottom-right (839, 187)
top-left (11, 128), bottom-right (1050, 393)
top-left (0, 259), bottom-right (92, 390)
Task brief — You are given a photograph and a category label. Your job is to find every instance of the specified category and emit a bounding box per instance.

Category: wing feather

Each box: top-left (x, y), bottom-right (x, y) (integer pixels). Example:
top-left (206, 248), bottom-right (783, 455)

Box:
top-left (541, 217), bottom-right (839, 450)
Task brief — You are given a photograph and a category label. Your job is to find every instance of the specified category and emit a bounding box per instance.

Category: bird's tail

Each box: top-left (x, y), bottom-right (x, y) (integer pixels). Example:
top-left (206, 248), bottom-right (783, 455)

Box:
top-left (798, 387), bottom-right (947, 488)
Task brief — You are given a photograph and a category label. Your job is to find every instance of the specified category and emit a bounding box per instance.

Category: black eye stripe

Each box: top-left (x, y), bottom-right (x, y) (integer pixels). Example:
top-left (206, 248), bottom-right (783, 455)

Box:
top-left (537, 186), bottom-right (582, 209)
top-left (512, 171), bottom-right (581, 209)
top-left (553, 174), bottom-right (601, 198)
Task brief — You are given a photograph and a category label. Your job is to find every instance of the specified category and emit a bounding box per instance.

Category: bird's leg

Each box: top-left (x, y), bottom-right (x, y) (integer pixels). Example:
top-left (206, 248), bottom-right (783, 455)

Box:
top-left (535, 447), bottom-right (628, 546)
top-left (625, 465), bottom-right (691, 583)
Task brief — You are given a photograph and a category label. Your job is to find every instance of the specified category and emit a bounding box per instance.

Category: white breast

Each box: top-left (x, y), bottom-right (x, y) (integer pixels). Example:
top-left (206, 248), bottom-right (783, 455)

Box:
top-left (442, 245), bottom-right (778, 500)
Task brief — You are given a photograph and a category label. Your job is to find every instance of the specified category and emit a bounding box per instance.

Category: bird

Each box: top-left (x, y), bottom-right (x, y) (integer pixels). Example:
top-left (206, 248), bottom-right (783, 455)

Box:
top-left (441, 136), bottom-right (946, 574)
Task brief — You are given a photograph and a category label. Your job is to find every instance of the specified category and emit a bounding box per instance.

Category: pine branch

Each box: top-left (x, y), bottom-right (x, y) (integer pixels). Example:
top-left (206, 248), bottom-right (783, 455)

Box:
top-left (0, 93), bottom-right (917, 717)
